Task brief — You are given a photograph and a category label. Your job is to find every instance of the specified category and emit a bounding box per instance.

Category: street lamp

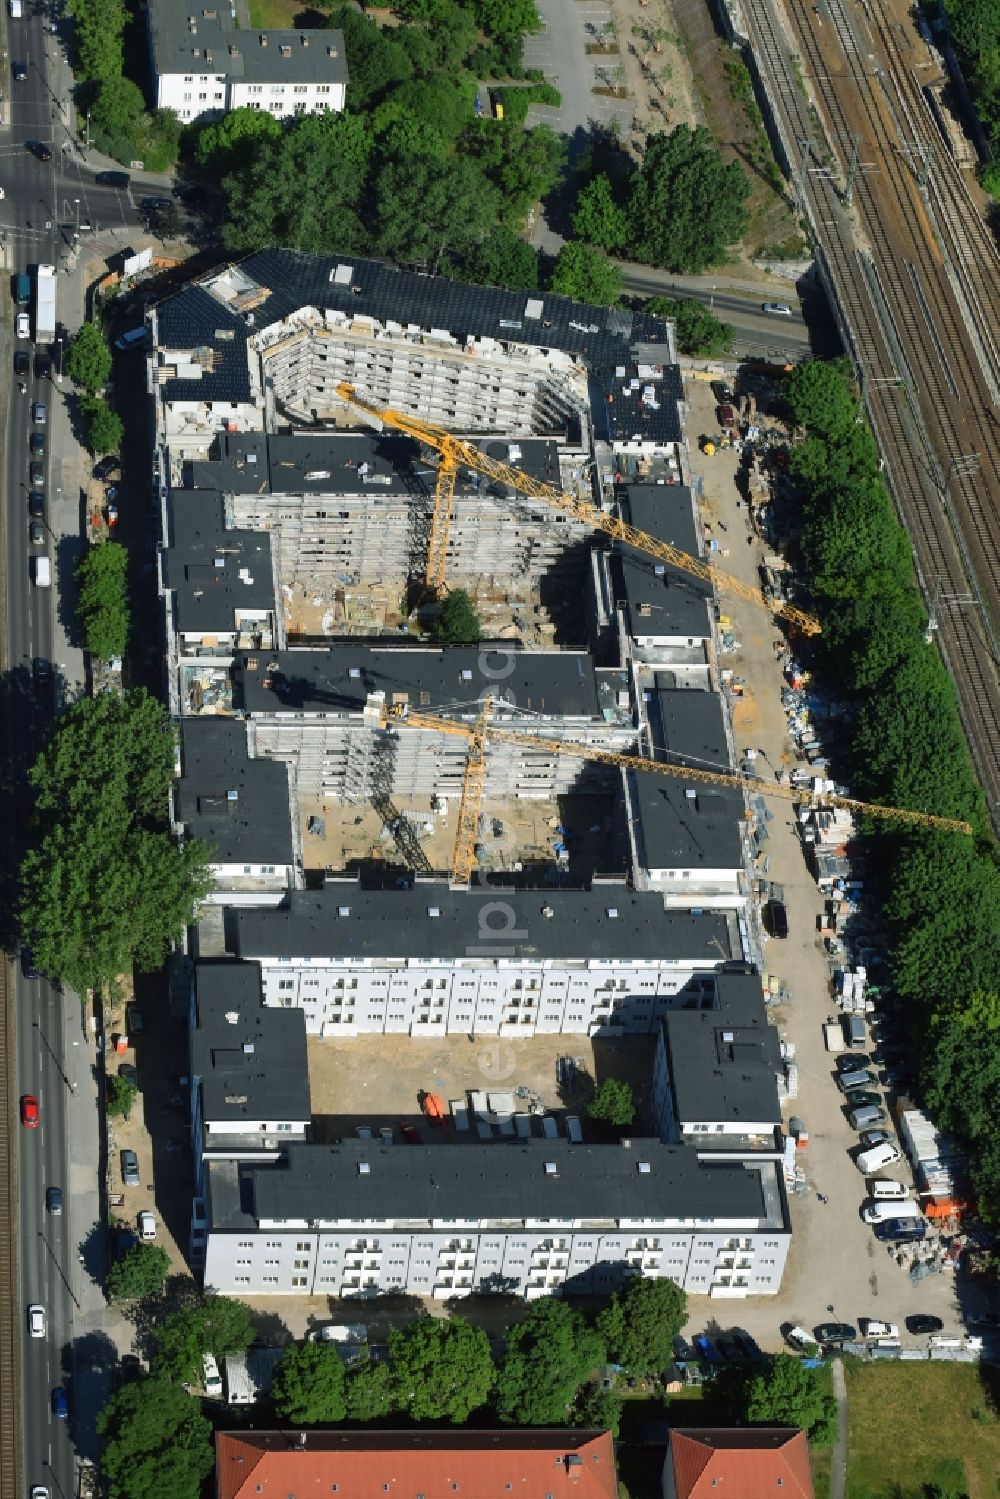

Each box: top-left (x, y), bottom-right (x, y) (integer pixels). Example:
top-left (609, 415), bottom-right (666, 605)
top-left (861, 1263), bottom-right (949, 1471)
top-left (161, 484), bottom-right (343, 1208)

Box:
top-left (85, 110), bottom-right (91, 150)
top-left (55, 337), bottom-right (63, 383)
top-left (73, 197), bottom-right (80, 234)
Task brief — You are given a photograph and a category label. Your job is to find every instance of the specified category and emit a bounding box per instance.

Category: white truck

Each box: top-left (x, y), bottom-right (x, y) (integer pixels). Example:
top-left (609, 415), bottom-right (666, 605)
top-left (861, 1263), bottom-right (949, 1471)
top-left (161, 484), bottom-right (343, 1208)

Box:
top-left (35, 264), bottom-right (56, 343)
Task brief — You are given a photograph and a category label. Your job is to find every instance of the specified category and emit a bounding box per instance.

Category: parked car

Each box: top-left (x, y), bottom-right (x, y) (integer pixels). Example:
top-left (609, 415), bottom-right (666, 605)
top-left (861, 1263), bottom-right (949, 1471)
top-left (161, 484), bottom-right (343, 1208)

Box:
top-left (848, 1104), bottom-right (887, 1130)
top-left (45, 1186), bottom-right (62, 1215)
top-left (844, 1090), bottom-right (881, 1110)
top-left (137, 1211), bottom-right (156, 1240)
top-left (29, 461), bottom-right (44, 486)
top-left (875, 1218), bottom-right (926, 1243)
top-left (121, 1149), bottom-right (139, 1186)
top-left (93, 455), bottom-right (120, 481)
top-left (906, 1315), bottom-right (944, 1335)
top-left (51, 1387), bottom-right (68, 1419)
top-left (814, 1322), bottom-right (856, 1343)
top-left (30, 432), bottom-right (45, 456)
top-left (860, 1320), bottom-right (899, 1339)
top-left (21, 946), bottom-right (40, 979)
top-left (27, 491), bottom-right (45, 519)
top-left (31, 401), bottom-right (46, 425)
top-left (870, 1178), bottom-right (909, 1199)
top-left (27, 1304), bottom-right (45, 1338)
top-left (694, 1335), bottom-right (721, 1362)
top-left (28, 520), bottom-right (44, 546)
top-left (673, 1335), bottom-right (694, 1362)
top-left (141, 196), bottom-right (171, 213)
top-left (14, 350), bottom-right (29, 375)
top-left (21, 1094), bottom-right (39, 1127)
top-left (836, 1053), bottom-right (870, 1073)
top-left (860, 1128), bottom-right (894, 1148)
top-left (732, 1331), bottom-right (763, 1361)
top-left (837, 1070), bottom-right (876, 1094)
top-left (763, 899), bottom-right (788, 938)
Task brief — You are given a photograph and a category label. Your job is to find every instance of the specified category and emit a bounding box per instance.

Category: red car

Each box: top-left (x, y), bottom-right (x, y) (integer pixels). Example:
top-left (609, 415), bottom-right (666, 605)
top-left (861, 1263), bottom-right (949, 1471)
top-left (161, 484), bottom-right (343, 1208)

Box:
top-left (20, 1094), bottom-right (39, 1128)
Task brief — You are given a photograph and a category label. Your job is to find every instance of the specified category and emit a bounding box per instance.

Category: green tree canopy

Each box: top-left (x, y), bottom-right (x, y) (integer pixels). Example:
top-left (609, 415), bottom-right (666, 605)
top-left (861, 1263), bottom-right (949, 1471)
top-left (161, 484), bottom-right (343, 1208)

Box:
top-left (81, 396), bottom-right (124, 458)
top-left (572, 173), bottom-right (628, 250)
top-left (73, 0), bottom-right (127, 82)
top-left (462, 121), bottom-right (566, 223)
top-left (345, 1358), bottom-right (398, 1421)
top-left (154, 1295), bottom-right (254, 1384)
top-left (431, 589), bottom-right (481, 643)
top-left (550, 241), bottom-right (622, 306)
top-left (572, 1383), bottom-right (622, 1436)
top-left (19, 691), bottom-right (214, 992)
top-left (783, 358), bottom-right (860, 443)
top-left (376, 152), bottom-right (500, 267)
top-left (66, 322), bottom-right (113, 393)
top-left (106, 1072), bottom-right (138, 1118)
top-left (626, 126), bottom-right (750, 272)
top-left (106, 1244), bottom-right (170, 1302)
top-left (389, 1315), bottom-right (495, 1422)
top-left (494, 1299), bottom-right (604, 1424)
top-left (328, 4), bottom-right (414, 110)
top-left (98, 1377), bottom-right (214, 1499)
top-left (645, 297), bottom-right (734, 356)
top-left (90, 75), bottom-right (146, 141)
top-left (587, 1077), bottom-right (635, 1126)
top-left (193, 106), bottom-right (283, 171)
top-left (271, 1342), bottom-right (347, 1424)
top-left (744, 1354), bottom-right (838, 1445)
top-left (76, 541), bottom-right (129, 660)
top-left (454, 228), bottom-right (540, 291)
top-left (596, 1275), bottom-right (687, 1373)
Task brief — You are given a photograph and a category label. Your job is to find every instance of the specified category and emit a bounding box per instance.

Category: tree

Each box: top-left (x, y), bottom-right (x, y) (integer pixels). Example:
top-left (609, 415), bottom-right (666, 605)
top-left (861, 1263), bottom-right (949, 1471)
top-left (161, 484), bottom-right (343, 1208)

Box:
top-left (783, 359), bottom-right (859, 443)
top-left (644, 296), bottom-right (734, 356)
top-left (573, 1382), bottom-right (622, 1437)
top-left (494, 1299), bottom-right (604, 1424)
top-left (627, 126), bottom-right (750, 272)
top-left (106, 1072), bottom-right (138, 1119)
top-left (90, 76), bottom-right (146, 142)
top-left (66, 322), bottom-right (113, 394)
top-left (72, 0), bottom-right (127, 82)
top-left (345, 1358), bottom-right (398, 1421)
top-left (194, 106), bottom-right (283, 171)
top-left (431, 589), bottom-right (481, 644)
top-left (106, 1244), bottom-right (170, 1302)
top-left (376, 153), bottom-right (500, 267)
top-left (469, 0), bottom-right (539, 35)
top-left (597, 1275), bottom-right (686, 1373)
top-left (389, 1315), bottom-right (494, 1423)
top-left (587, 1077), bottom-right (635, 1126)
top-left (19, 692), bottom-right (214, 993)
top-left (744, 1354), bottom-right (838, 1445)
top-left (456, 228), bottom-right (540, 291)
top-left (98, 1376), bottom-right (214, 1499)
top-left (327, 5), bottom-right (414, 111)
top-left (550, 242), bottom-right (622, 306)
top-left (76, 542), bottom-right (129, 660)
top-left (81, 396), bottom-right (124, 457)
top-left (462, 120), bottom-right (566, 223)
top-left (572, 173), bottom-right (627, 250)
top-left (154, 1295), bottom-right (254, 1384)
top-left (271, 1342), bottom-right (347, 1424)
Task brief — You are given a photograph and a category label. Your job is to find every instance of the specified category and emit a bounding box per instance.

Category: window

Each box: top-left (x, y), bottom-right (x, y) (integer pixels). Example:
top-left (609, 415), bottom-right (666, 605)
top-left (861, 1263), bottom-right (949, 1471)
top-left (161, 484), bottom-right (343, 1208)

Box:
top-left (291, 1275), bottom-right (307, 1288)
top-left (293, 84), bottom-right (307, 93)
top-left (296, 1241), bottom-right (310, 1251)
top-left (317, 84), bottom-right (330, 93)
top-left (198, 92), bottom-right (207, 101)
top-left (278, 980), bottom-right (294, 992)
top-left (234, 1276), bottom-right (250, 1285)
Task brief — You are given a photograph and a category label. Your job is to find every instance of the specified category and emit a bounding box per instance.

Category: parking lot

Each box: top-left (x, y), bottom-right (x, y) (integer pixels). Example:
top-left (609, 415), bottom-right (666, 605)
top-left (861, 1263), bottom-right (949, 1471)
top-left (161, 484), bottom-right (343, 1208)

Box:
top-left (678, 375), bottom-right (965, 1348)
top-left (307, 1032), bottom-right (654, 1143)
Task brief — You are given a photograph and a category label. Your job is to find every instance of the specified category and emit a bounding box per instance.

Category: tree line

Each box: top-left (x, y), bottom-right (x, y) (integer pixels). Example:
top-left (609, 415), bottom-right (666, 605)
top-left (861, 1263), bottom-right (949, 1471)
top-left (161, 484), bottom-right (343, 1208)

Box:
top-left (944, 0), bottom-right (1000, 196)
top-left (782, 361), bottom-right (1000, 1216)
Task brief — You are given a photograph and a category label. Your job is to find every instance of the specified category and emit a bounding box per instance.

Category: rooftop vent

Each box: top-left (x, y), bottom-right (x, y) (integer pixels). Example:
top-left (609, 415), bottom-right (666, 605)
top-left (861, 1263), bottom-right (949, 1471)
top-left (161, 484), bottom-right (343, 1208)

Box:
top-left (226, 788), bottom-right (239, 802)
top-left (301, 32), bottom-right (309, 43)
top-left (242, 1042), bottom-right (255, 1055)
top-left (722, 1030), bottom-right (734, 1043)
top-left (358, 1161), bottom-right (371, 1175)
top-left (279, 43), bottom-right (291, 55)
top-left (204, 49), bottom-right (213, 63)
top-left (541, 903), bottom-right (554, 919)
top-left (637, 1161), bottom-right (651, 1174)
top-left (606, 907), bottom-right (619, 918)
top-left (348, 667), bottom-right (361, 679)
top-left (224, 1010), bottom-right (239, 1025)
top-left (544, 1161), bottom-right (557, 1174)
top-left (428, 907), bottom-right (441, 918)
top-left (338, 905), bottom-right (351, 917)
top-left (327, 43), bottom-right (338, 54)
top-left (654, 563), bottom-right (666, 576)
top-left (259, 32), bottom-right (267, 44)
top-left (228, 43), bottom-right (239, 54)
top-left (685, 788), bottom-right (698, 800)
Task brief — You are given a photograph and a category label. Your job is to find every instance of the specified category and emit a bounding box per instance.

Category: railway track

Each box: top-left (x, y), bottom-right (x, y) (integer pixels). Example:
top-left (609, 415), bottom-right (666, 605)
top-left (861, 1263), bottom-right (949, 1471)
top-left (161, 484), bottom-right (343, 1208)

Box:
top-left (743, 0), bottom-right (1000, 819)
top-left (0, 956), bottom-right (21, 1499)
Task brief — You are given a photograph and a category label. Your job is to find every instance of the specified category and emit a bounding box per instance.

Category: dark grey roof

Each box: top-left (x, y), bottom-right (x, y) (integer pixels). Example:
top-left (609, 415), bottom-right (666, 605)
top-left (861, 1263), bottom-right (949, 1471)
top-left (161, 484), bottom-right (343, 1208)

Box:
top-left (208, 1139), bottom-right (777, 1229)
top-left (615, 485), bottom-right (713, 639)
top-left (664, 976), bottom-right (783, 1125)
top-left (596, 361), bottom-right (684, 445)
top-left (233, 647), bottom-right (602, 720)
top-left (188, 430), bottom-right (565, 501)
top-left (233, 885), bottom-right (735, 962)
top-left (146, 1), bottom-right (347, 86)
top-left (177, 718), bottom-right (293, 865)
top-left (154, 251), bottom-right (675, 414)
top-left (649, 685), bottom-right (732, 769)
top-left (192, 963), bottom-right (310, 1125)
top-left (163, 491), bottom-right (276, 633)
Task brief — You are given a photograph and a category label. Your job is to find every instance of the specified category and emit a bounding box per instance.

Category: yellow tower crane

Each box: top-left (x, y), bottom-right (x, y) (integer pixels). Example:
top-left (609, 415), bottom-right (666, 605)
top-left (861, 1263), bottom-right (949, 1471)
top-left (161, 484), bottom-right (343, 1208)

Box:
top-left (336, 381), bottom-right (822, 635)
top-left (365, 696), bottom-right (973, 885)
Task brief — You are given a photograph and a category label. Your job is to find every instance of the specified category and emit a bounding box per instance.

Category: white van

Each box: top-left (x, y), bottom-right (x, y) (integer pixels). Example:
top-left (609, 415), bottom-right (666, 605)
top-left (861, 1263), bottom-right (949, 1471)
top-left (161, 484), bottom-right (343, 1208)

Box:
top-left (9, 0), bottom-right (23, 18)
top-left (17, 311), bottom-right (30, 339)
top-left (862, 1198), bottom-right (920, 1224)
top-left (857, 1142), bottom-right (902, 1173)
top-left (871, 1178), bottom-right (909, 1200)
top-left (33, 556), bottom-right (51, 588)
top-left (202, 1353), bottom-right (222, 1397)
top-left (115, 325), bottom-right (150, 351)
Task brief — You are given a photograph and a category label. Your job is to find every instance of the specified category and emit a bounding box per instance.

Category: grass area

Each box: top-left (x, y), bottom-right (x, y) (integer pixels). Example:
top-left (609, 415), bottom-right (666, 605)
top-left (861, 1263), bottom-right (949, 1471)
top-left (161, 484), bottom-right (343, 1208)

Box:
top-left (846, 1361), bottom-right (1000, 1499)
top-left (247, 0), bottom-right (305, 25)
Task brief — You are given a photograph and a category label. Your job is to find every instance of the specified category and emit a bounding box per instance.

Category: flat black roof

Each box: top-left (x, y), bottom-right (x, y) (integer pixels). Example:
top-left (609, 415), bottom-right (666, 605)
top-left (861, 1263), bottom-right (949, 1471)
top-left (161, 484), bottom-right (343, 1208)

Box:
top-left (233, 884), bottom-right (735, 962)
top-left (664, 981), bottom-right (783, 1125)
top-left (233, 647), bottom-right (602, 720)
top-left (163, 490), bottom-right (277, 634)
top-left (177, 718), bottom-right (293, 865)
top-left (596, 361), bottom-right (684, 446)
top-left (207, 1139), bottom-right (776, 1229)
top-left (154, 251), bottom-right (675, 413)
top-left (192, 963), bottom-right (311, 1126)
top-left (615, 485), bottom-right (713, 639)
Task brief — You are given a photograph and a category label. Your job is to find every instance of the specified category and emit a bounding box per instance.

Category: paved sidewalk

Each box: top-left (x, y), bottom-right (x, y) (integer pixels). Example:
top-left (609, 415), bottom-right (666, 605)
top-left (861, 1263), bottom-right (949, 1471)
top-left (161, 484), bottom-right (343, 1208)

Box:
top-left (830, 1358), bottom-right (848, 1499)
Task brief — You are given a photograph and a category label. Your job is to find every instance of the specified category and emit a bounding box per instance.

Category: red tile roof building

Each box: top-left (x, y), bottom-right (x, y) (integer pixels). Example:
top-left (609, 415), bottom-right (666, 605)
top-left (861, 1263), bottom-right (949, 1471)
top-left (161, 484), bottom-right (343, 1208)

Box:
top-left (216, 1429), bottom-right (618, 1499)
top-left (664, 1428), bottom-right (814, 1499)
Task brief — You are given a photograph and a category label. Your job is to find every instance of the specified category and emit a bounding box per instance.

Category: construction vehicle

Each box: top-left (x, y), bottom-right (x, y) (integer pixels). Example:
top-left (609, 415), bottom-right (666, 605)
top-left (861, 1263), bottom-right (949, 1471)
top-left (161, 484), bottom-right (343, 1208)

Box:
top-left (364, 693), bottom-right (972, 885)
top-left (335, 382), bottom-right (821, 636)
